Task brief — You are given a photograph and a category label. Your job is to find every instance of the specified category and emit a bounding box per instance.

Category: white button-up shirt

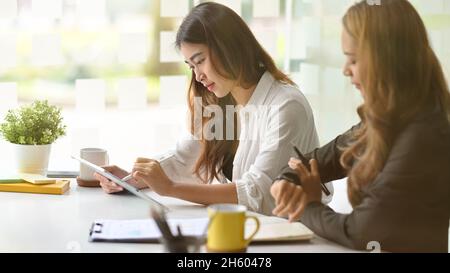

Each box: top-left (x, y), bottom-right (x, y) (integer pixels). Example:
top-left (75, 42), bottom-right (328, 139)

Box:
top-left (160, 71), bottom-right (333, 215)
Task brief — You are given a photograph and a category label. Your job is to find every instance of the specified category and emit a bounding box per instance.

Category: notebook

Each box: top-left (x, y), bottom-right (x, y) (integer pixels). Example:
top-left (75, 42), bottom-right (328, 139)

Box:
top-left (0, 179), bottom-right (70, 195)
top-left (89, 217), bottom-right (314, 243)
top-left (251, 221), bottom-right (314, 242)
top-left (0, 173), bottom-right (56, 184)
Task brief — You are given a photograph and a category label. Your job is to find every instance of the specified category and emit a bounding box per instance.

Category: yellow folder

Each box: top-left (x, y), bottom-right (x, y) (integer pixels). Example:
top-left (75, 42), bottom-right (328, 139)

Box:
top-left (0, 180), bottom-right (70, 195)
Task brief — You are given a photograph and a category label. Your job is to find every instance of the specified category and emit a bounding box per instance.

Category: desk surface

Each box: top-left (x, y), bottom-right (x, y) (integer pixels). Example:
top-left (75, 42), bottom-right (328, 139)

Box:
top-left (0, 180), bottom-right (357, 253)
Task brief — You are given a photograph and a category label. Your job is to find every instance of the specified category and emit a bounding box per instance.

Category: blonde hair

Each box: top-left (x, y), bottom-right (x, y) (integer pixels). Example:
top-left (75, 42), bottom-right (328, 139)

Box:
top-left (340, 0), bottom-right (450, 206)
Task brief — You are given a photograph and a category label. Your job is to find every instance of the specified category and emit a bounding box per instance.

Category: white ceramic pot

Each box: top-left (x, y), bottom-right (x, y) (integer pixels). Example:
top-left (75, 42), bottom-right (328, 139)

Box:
top-left (13, 143), bottom-right (52, 175)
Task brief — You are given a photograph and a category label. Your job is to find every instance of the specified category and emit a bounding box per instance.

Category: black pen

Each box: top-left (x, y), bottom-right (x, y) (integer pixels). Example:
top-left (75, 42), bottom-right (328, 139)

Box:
top-left (177, 225), bottom-right (183, 237)
top-left (292, 145), bottom-right (331, 196)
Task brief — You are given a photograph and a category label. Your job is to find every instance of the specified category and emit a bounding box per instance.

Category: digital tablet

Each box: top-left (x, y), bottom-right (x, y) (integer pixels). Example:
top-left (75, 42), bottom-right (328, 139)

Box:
top-left (71, 155), bottom-right (169, 212)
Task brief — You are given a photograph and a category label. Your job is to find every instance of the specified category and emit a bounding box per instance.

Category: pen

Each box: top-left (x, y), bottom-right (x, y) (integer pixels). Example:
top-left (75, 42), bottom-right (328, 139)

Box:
top-left (121, 173), bottom-right (133, 182)
top-left (122, 154), bottom-right (175, 182)
top-left (177, 225), bottom-right (183, 237)
top-left (150, 209), bottom-right (190, 252)
top-left (292, 145), bottom-right (331, 196)
top-left (151, 209), bottom-right (174, 240)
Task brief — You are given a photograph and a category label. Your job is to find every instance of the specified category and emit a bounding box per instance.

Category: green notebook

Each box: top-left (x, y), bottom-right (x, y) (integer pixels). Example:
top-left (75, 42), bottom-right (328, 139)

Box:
top-left (0, 175), bottom-right (24, 184)
top-left (0, 173), bottom-right (56, 184)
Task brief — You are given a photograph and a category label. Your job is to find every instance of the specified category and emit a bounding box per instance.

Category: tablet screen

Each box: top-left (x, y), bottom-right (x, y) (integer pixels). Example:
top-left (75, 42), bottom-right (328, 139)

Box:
top-left (71, 155), bottom-right (169, 212)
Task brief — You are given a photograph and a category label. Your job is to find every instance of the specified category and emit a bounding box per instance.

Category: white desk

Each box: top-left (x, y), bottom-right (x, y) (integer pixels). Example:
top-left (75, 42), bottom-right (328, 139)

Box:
top-left (0, 180), bottom-right (357, 253)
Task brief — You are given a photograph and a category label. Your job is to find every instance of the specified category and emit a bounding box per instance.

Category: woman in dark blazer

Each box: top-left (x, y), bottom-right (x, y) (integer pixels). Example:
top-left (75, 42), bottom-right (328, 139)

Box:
top-left (271, 0), bottom-right (450, 252)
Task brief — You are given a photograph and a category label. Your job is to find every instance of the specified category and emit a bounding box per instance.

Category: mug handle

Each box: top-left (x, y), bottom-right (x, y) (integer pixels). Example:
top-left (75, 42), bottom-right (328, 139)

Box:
top-left (243, 216), bottom-right (260, 246)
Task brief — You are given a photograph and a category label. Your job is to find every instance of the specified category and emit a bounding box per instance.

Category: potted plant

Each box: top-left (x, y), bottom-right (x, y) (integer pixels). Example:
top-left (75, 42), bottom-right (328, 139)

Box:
top-left (0, 100), bottom-right (67, 175)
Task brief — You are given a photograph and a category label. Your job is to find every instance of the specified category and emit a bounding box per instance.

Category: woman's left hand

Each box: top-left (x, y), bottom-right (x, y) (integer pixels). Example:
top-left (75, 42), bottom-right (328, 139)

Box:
top-left (288, 157), bottom-right (322, 208)
top-left (132, 157), bottom-right (174, 196)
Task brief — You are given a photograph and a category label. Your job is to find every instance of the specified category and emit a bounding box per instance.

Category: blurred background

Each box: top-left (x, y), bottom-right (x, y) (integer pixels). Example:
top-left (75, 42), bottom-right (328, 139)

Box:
top-left (0, 0), bottom-right (449, 214)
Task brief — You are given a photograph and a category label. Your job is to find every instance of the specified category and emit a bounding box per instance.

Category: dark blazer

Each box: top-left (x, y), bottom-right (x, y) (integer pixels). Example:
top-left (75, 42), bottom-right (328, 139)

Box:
top-left (277, 108), bottom-right (450, 252)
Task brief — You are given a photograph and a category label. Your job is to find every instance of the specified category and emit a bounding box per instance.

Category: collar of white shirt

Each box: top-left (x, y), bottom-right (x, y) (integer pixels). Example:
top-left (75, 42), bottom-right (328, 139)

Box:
top-left (244, 71), bottom-right (275, 108)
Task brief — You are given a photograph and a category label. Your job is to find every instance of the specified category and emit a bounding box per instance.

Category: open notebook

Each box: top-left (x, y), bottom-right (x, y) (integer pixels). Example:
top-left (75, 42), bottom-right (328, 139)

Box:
top-left (89, 217), bottom-right (314, 243)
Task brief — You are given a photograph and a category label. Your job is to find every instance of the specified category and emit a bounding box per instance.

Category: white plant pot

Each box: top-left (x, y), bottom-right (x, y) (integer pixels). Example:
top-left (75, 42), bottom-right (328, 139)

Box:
top-left (13, 143), bottom-right (52, 176)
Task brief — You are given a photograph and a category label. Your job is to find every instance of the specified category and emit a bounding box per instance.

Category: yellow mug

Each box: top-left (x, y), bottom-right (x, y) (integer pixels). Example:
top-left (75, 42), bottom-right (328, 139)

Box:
top-left (206, 204), bottom-right (260, 252)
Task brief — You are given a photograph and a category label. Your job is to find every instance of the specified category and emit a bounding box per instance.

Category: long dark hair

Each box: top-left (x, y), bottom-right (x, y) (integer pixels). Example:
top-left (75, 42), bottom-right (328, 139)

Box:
top-left (175, 2), bottom-right (293, 183)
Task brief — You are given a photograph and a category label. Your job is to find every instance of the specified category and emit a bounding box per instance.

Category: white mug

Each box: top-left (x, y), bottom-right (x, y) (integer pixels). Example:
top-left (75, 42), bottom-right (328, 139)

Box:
top-left (79, 148), bottom-right (109, 181)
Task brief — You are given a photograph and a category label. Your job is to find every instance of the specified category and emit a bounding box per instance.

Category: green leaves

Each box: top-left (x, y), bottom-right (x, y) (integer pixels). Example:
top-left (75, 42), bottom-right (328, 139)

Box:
top-left (0, 100), bottom-right (67, 145)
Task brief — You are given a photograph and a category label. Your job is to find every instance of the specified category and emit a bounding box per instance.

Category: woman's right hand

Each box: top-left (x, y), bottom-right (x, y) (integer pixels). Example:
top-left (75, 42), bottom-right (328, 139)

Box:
top-left (271, 158), bottom-right (323, 222)
top-left (94, 165), bottom-right (147, 194)
top-left (271, 179), bottom-right (305, 222)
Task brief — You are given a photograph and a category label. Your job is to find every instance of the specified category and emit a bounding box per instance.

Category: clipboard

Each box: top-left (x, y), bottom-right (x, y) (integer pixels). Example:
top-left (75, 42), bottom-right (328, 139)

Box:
top-left (88, 218), bottom-right (314, 243)
top-left (90, 222), bottom-right (156, 243)
top-left (89, 218), bottom-right (209, 243)
top-left (71, 155), bottom-right (169, 213)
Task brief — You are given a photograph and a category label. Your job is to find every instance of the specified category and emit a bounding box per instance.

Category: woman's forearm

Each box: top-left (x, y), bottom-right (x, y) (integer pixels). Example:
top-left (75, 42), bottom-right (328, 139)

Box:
top-left (167, 182), bottom-right (238, 205)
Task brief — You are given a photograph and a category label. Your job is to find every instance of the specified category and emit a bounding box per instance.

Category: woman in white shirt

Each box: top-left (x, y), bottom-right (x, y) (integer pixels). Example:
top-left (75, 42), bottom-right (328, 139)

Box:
top-left (95, 2), bottom-right (331, 215)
